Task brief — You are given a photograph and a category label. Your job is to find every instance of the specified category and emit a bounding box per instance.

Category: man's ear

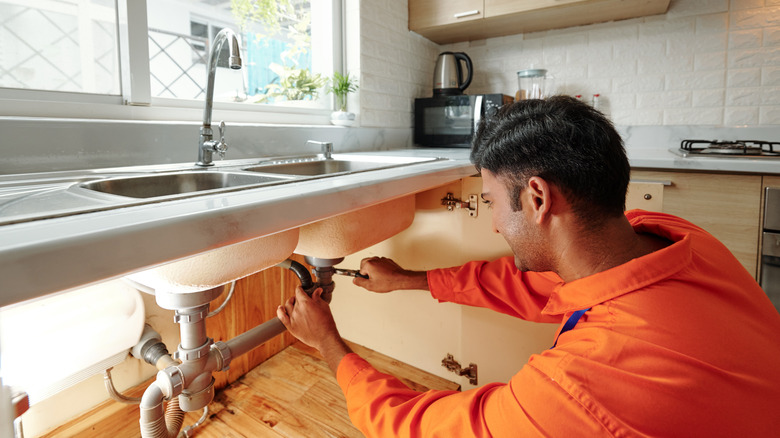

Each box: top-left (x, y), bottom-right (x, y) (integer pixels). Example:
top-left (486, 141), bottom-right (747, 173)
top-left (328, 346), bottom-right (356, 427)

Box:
top-left (526, 176), bottom-right (552, 223)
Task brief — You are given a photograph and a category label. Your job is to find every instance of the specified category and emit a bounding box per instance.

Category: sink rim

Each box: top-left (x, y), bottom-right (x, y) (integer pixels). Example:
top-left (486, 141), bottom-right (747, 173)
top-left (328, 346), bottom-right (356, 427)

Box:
top-left (76, 169), bottom-right (296, 200)
top-left (68, 155), bottom-right (447, 204)
top-left (0, 154), bottom-right (452, 226)
top-left (72, 168), bottom-right (299, 205)
top-left (241, 154), bottom-right (444, 177)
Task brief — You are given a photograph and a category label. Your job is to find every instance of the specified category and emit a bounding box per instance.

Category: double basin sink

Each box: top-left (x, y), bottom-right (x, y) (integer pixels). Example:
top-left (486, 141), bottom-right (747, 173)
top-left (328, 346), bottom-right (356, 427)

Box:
top-left (77, 154), bottom-right (441, 199)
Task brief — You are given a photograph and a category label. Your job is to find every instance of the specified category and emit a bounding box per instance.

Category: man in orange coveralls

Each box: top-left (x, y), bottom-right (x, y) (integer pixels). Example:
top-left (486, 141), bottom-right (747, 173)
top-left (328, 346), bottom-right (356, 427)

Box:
top-left (277, 96), bottom-right (780, 437)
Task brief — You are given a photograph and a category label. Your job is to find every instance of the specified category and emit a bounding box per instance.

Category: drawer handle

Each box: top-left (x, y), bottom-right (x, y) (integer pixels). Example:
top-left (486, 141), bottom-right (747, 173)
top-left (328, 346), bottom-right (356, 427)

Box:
top-left (454, 10), bottom-right (480, 19)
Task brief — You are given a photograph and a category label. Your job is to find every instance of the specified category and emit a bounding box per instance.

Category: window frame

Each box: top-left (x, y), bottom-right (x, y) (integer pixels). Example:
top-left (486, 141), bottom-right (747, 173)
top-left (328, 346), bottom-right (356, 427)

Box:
top-left (0, 0), bottom-right (344, 125)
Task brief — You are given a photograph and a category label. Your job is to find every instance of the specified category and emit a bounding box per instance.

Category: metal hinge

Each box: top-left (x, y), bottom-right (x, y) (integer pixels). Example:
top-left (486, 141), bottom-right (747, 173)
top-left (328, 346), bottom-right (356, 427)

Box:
top-left (441, 353), bottom-right (478, 385)
top-left (441, 193), bottom-right (478, 217)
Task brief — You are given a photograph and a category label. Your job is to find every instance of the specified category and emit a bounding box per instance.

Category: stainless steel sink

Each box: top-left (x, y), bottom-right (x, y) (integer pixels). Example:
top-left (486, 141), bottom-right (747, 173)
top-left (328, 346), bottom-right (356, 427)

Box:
top-left (243, 155), bottom-right (440, 176)
top-left (78, 171), bottom-right (290, 199)
top-left (0, 153), bottom-right (452, 227)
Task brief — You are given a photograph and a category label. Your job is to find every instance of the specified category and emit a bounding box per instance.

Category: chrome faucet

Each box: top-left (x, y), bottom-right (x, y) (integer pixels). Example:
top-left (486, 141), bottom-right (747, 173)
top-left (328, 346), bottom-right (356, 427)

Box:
top-left (197, 28), bottom-right (242, 167)
top-left (307, 140), bottom-right (333, 159)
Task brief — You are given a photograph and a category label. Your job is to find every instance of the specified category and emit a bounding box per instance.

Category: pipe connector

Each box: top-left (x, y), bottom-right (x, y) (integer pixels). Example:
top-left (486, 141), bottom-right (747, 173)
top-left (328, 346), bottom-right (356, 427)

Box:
top-left (276, 259), bottom-right (315, 294)
top-left (173, 307), bottom-right (209, 325)
top-left (156, 367), bottom-right (184, 399)
top-left (179, 377), bottom-right (215, 412)
top-left (174, 338), bottom-right (213, 362)
top-left (211, 341), bottom-right (232, 371)
top-left (131, 324), bottom-right (177, 370)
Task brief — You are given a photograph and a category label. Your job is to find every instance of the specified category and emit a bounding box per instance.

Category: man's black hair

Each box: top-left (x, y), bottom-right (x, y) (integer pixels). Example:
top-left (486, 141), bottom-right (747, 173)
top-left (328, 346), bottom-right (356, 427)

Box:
top-left (471, 95), bottom-right (629, 223)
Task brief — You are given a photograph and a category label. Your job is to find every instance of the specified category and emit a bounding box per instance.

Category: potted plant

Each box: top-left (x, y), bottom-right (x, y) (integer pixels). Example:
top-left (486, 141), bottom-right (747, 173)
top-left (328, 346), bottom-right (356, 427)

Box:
top-left (328, 71), bottom-right (358, 126)
top-left (254, 63), bottom-right (326, 104)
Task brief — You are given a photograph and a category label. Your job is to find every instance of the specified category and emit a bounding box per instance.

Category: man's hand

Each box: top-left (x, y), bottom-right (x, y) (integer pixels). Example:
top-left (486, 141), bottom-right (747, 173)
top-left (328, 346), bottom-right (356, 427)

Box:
top-left (277, 286), bottom-right (351, 372)
top-left (353, 257), bottom-right (430, 292)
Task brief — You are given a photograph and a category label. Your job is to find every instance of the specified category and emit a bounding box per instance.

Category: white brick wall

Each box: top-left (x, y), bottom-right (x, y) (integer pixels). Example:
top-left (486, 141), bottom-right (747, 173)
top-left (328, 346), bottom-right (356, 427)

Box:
top-left (358, 0), bottom-right (780, 128)
top-left (355, 0), bottom-right (439, 128)
top-left (442, 0), bottom-right (780, 126)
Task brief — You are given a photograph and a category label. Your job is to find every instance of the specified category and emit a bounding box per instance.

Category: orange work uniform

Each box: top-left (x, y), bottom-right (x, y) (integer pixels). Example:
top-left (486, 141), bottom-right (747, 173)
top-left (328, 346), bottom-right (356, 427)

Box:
top-left (336, 210), bottom-right (780, 437)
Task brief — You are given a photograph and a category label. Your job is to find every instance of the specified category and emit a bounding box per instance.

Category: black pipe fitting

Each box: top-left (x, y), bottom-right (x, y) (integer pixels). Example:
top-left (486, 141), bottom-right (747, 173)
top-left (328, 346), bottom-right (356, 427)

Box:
top-left (278, 259), bottom-right (316, 296)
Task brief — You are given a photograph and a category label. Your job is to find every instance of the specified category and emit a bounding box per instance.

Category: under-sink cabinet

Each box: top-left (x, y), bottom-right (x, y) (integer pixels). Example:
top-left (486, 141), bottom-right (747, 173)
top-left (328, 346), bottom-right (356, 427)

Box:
top-left (332, 172), bottom-right (764, 389)
top-left (335, 176), bottom-right (555, 389)
top-left (409, 0), bottom-right (672, 44)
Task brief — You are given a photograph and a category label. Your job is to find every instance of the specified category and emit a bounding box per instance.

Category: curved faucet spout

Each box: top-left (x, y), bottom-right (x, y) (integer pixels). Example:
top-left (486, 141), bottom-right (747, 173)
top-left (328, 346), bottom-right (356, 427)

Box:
top-left (203, 28), bottom-right (241, 128)
top-left (198, 28), bottom-right (243, 167)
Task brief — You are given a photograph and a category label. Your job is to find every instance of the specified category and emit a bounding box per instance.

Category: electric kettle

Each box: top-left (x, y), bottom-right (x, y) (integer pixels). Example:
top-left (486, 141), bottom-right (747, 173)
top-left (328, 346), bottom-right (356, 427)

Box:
top-left (433, 52), bottom-right (473, 95)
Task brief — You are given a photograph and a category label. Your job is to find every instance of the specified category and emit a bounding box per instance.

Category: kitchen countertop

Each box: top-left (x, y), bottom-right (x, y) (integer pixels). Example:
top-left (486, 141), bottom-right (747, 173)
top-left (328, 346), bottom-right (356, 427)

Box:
top-left (0, 148), bottom-right (476, 308)
top-left (628, 148), bottom-right (780, 174)
top-left (2, 143), bottom-right (779, 309)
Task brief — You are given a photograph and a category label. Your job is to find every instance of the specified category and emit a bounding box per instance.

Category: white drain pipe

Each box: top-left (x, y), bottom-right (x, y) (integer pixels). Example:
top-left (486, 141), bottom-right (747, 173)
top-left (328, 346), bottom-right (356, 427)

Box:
top-left (138, 259), bottom-right (333, 437)
top-left (138, 286), bottom-right (291, 438)
top-left (139, 381), bottom-right (184, 438)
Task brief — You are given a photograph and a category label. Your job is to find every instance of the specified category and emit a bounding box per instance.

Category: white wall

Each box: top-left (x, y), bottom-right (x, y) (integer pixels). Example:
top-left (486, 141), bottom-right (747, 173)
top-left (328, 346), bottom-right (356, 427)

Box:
top-left (356, 0), bottom-right (440, 128)
top-left (360, 0), bottom-right (780, 128)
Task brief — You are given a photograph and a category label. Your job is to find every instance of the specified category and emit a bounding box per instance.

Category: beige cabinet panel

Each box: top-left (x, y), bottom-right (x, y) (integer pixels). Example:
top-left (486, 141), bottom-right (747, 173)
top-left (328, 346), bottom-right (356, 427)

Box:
top-left (485, 0), bottom-right (588, 17)
top-left (632, 170), bottom-right (761, 278)
top-left (333, 180), bottom-right (469, 383)
top-left (409, 0), bottom-right (482, 30)
top-left (627, 180), bottom-right (665, 211)
top-left (333, 177), bottom-right (557, 387)
top-left (409, 0), bottom-right (670, 44)
top-left (458, 177), bottom-right (557, 389)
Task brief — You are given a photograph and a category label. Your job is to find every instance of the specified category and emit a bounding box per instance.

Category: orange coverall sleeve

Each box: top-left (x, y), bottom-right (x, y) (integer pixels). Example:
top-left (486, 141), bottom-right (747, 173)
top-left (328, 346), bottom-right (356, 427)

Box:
top-left (334, 259), bottom-right (581, 437)
top-left (336, 353), bottom-right (606, 437)
top-left (427, 256), bottom-right (562, 323)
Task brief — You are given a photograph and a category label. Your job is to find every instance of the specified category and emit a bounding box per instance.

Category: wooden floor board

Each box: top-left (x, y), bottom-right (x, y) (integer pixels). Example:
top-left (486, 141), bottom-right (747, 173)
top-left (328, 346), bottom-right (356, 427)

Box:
top-left (42, 340), bottom-right (459, 437)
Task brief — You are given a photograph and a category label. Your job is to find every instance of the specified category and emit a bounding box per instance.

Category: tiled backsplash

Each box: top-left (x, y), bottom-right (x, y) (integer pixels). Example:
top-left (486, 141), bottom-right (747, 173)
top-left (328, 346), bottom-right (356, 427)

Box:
top-left (360, 0), bottom-right (780, 128)
top-left (356, 0), bottom-right (439, 128)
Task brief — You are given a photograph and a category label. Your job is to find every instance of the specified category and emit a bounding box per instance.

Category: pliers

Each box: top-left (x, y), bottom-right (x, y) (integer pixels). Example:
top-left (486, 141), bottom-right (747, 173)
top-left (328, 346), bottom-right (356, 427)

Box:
top-left (333, 268), bottom-right (369, 279)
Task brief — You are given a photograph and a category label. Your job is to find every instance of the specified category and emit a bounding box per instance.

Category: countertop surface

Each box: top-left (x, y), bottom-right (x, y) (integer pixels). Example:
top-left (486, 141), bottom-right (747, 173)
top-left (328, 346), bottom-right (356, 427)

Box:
top-left (628, 147), bottom-right (780, 174)
top-left (2, 144), bottom-right (779, 308)
top-left (0, 148), bottom-right (476, 307)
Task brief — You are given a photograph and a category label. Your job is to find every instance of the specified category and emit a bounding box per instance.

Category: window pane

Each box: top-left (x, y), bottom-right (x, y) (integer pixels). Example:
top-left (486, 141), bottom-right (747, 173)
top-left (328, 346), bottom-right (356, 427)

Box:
top-left (0, 0), bottom-right (120, 94)
top-left (147, 0), bottom-right (331, 108)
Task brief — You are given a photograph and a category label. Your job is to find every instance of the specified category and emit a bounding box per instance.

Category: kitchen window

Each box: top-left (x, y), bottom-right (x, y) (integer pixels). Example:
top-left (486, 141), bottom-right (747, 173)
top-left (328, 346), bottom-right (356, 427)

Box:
top-left (0, 0), bottom-right (342, 122)
top-left (0, 0), bottom-right (120, 95)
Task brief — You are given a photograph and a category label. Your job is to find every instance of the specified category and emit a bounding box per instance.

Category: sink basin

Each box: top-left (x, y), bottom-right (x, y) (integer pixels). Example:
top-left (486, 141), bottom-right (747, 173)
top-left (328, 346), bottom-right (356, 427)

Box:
top-left (295, 195), bottom-right (415, 258)
top-left (243, 155), bottom-right (440, 176)
top-left (78, 171), bottom-right (290, 199)
top-left (127, 229), bottom-right (300, 293)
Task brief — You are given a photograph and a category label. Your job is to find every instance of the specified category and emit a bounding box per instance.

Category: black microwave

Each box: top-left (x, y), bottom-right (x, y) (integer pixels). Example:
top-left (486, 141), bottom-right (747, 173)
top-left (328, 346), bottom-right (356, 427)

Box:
top-left (414, 94), bottom-right (513, 148)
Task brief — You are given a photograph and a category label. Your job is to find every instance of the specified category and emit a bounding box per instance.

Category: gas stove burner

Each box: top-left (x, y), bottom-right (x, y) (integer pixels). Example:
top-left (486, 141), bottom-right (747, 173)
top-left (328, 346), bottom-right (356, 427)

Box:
top-left (703, 141), bottom-right (759, 154)
top-left (679, 139), bottom-right (780, 158)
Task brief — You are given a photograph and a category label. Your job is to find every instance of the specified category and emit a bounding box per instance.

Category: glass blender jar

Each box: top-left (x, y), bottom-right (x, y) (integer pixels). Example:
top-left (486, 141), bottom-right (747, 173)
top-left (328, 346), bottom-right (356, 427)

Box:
top-left (516, 69), bottom-right (554, 101)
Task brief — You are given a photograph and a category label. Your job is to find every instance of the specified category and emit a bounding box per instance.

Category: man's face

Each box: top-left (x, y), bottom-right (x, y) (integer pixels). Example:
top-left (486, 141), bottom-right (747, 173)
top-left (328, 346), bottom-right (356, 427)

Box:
top-left (480, 169), bottom-right (546, 272)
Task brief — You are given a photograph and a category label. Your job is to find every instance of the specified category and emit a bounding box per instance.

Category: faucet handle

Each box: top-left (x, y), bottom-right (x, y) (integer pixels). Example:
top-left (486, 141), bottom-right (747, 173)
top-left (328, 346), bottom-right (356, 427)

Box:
top-left (215, 120), bottom-right (228, 158)
top-left (218, 121), bottom-right (226, 142)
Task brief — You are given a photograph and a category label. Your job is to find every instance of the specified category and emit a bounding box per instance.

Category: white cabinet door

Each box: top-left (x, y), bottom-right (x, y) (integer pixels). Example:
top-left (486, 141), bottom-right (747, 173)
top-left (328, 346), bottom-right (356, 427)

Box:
top-left (458, 177), bottom-right (557, 389)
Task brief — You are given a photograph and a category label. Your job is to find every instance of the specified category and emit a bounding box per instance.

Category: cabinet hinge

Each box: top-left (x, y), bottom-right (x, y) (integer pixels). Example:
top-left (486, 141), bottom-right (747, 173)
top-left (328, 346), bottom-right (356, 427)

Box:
top-left (442, 353), bottom-right (478, 385)
top-left (440, 193), bottom-right (478, 218)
